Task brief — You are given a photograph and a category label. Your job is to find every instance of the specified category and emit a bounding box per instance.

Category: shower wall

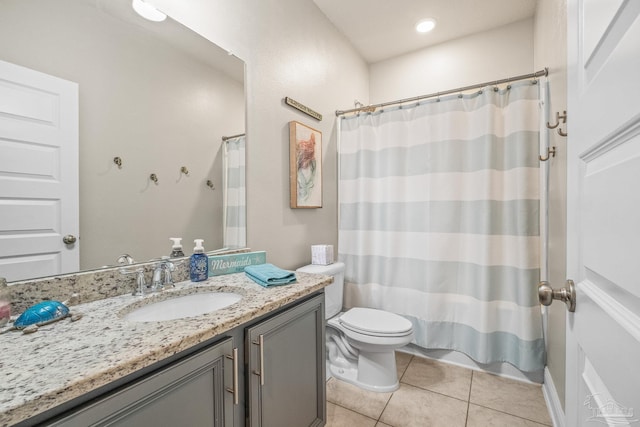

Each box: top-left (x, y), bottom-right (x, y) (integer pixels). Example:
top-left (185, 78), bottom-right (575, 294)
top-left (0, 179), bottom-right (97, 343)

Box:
top-left (369, 18), bottom-right (534, 104)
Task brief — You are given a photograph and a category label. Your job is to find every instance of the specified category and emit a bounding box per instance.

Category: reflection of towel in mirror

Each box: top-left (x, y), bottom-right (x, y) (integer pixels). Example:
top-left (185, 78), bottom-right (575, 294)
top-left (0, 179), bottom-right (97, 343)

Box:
top-left (244, 263), bottom-right (297, 287)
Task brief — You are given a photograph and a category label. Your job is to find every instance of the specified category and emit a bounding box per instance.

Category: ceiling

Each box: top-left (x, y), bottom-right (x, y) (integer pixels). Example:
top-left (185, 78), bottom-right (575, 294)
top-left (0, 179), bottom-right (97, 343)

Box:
top-left (313, 0), bottom-right (538, 64)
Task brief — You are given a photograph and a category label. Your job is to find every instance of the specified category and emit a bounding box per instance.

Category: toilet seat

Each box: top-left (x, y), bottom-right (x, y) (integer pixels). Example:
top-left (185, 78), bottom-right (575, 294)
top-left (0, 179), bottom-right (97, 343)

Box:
top-left (339, 308), bottom-right (413, 337)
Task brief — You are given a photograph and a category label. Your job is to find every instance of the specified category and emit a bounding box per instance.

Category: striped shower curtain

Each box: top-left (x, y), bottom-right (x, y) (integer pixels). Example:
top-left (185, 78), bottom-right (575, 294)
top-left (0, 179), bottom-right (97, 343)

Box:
top-left (223, 135), bottom-right (246, 249)
top-left (338, 81), bottom-right (545, 372)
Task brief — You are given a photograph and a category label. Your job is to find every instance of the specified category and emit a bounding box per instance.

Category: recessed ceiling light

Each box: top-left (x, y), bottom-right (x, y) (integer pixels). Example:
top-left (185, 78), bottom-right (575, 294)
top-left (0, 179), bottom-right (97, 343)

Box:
top-left (132, 0), bottom-right (167, 22)
top-left (416, 19), bottom-right (436, 33)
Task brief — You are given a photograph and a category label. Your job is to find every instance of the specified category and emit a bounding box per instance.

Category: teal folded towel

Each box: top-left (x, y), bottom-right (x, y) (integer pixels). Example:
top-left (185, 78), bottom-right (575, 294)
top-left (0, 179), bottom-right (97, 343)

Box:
top-left (244, 263), bottom-right (297, 287)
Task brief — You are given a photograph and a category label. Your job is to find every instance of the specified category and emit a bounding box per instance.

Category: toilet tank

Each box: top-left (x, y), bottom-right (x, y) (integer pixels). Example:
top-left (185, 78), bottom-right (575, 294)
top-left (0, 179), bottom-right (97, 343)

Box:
top-left (296, 262), bottom-right (345, 318)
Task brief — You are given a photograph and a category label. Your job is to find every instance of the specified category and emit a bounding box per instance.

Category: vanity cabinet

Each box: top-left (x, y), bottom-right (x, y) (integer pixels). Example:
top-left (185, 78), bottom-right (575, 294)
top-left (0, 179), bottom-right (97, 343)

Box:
top-left (246, 293), bottom-right (325, 427)
top-left (31, 292), bottom-right (325, 427)
top-left (46, 337), bottom-right (237, 427)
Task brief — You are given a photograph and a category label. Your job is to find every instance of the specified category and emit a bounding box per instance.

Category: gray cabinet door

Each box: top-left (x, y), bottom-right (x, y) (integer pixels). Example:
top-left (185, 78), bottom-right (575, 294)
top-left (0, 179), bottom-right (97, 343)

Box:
top-left (48, 337), bottom-right (236, 427)
top-left (246, 294), bottom-right (325, 427)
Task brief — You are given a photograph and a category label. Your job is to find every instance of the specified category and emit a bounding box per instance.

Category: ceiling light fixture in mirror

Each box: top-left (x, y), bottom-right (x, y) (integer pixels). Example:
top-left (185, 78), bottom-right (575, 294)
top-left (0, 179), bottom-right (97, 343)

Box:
top-left (132, 0), bottom-right (167, 22)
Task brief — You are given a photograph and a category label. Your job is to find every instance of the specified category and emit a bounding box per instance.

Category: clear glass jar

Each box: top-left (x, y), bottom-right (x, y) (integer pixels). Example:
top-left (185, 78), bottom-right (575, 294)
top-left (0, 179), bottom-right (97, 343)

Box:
top-left (0, 277), bottom-right (10, 327)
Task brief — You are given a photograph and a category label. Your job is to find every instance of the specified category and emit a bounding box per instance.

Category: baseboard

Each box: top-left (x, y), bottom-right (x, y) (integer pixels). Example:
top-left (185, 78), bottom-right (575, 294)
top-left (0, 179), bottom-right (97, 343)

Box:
top-left (543, 366), bottom-right (565, 427)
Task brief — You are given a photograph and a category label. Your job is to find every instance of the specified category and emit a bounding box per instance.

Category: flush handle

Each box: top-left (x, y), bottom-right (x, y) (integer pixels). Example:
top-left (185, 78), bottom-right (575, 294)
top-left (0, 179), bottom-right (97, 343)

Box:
top-left (63, 235), bottom-right (77, 245)
top-left (538, 280), bottom-right (576, 312)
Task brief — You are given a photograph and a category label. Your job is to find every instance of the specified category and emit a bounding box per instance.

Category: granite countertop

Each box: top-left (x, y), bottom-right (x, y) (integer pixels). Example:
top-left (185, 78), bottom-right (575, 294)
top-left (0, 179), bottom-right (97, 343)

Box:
top-left (0, 272), bottom-right (331, 426)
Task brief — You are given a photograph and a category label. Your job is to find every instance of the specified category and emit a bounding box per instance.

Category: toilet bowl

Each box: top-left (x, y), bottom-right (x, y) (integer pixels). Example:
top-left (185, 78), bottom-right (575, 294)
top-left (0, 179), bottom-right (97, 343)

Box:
top-left (327, 307), bottom-right (414, 392)
top-left (297, 262), bottom-right (414, 392)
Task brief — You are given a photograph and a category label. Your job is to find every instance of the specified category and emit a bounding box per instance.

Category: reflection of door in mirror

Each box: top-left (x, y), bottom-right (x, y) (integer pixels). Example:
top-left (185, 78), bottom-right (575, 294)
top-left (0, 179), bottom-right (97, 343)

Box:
top-left (223, 135), bottom-right (246, 249)
top-left (0, 60), bottom-right (79, 282)
top-left (0, 0), bottom-right (246, 281)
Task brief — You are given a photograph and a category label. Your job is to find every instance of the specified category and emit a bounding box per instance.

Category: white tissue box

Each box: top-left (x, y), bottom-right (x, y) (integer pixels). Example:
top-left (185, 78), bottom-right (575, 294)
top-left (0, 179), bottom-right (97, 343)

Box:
top-left (311, 245), bottom-right (334, 265)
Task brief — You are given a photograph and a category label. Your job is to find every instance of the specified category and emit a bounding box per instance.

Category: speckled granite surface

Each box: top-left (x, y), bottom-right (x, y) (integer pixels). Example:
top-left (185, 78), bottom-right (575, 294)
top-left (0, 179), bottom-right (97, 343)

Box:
top-left (0, 272), bottom-right (330, 426)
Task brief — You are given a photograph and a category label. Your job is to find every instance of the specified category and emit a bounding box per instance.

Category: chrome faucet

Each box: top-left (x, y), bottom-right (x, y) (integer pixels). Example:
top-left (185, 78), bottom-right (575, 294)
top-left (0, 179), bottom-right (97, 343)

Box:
top-left (119, 265), bottom-right (148, 296)
top-left (150, 259), bottom-right (175, 292)
top-left (162, 260), bottom-right (175, 288)
top-left (133, 268), bottom-right (146, 296)
top-left (151, 263), bottom-right (163, 292)
top-left (119, 257), bottom-right (177, 296)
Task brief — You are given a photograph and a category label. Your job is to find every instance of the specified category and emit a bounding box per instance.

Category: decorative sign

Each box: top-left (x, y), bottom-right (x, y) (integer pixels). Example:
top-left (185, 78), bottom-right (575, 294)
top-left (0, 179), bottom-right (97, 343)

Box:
top-left (284, 97), bottom-right (322, 121)
top-left (208, 251), bottom-right (267, 276)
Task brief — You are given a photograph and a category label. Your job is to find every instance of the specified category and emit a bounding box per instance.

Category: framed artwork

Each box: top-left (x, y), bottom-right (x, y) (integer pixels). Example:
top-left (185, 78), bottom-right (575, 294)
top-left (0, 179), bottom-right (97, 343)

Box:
top-left (289, 121), bottom-right (322, 208)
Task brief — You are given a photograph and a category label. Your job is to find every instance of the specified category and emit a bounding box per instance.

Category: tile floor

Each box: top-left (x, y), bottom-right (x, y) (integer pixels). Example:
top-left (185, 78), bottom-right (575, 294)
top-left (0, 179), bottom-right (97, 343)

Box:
top-left (326, 352), bottom-right (552, 427)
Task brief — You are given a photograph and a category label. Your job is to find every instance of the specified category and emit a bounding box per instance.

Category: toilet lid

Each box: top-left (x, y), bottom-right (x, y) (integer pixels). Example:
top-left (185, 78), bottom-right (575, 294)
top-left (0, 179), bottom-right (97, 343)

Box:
top-left (339, 307), bottom-right (413, 335)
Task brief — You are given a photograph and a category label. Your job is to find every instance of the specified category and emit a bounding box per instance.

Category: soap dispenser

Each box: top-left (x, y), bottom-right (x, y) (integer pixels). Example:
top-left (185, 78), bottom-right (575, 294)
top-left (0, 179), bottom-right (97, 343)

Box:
top-left (169, 237), bottom-right (184, 257)
top-left (190, 239), bottom-right (208, 282)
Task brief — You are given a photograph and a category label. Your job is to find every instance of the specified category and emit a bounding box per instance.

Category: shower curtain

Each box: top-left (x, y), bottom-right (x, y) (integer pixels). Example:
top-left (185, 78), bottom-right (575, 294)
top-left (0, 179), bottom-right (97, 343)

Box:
top-left (338, 81), bottom-right (545, 372)
top-left (223, 135), bottom-right (246, 249)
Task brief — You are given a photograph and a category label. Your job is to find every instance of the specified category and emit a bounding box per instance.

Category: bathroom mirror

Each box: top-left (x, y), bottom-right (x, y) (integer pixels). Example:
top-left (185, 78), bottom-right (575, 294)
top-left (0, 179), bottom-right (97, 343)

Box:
top-left (0, 0), bottom-right (246, 281)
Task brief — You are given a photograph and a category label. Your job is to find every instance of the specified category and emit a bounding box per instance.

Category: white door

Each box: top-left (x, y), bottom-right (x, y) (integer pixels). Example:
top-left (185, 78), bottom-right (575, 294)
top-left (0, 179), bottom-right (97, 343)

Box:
top-left (0, 60), bottom-right (79, 282)
top-left (566, 1), bottom-right (640, 425)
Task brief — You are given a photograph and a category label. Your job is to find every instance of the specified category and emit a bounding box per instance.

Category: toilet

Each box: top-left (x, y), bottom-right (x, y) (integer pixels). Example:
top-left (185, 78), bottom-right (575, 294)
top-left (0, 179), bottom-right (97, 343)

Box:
top-left (297, 262), bottom-right (414, 392)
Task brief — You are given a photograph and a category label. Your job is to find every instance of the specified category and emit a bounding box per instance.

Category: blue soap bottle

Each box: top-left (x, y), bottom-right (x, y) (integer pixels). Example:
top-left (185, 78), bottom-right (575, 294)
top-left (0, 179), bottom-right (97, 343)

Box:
top-left (190, 239), bottom-right (208, 282)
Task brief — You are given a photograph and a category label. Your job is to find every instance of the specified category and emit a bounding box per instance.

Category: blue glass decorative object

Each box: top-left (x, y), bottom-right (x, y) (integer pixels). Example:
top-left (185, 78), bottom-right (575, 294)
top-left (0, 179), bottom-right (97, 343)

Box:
top-left (14, 301), bottom-right (70, 329)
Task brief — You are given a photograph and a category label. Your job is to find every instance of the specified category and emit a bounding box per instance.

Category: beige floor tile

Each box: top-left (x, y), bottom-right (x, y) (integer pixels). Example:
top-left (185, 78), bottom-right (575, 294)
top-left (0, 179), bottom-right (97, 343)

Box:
top-left (396, 351), bottom-right (413, 380)
top-left (467, 404), bottom-right (551, 427)
top-left (470, 372), bottom-right (552, 425)
top-left (327, 377), bottom-right (393, 419)
top-left (326, 402), bottom-right (378, 427)
top-left (400, 356), bottom-right (472, 401)
top-left (375, 423), bottom-right (394, 427)
top-left (379, 383), bottom-right (468, 427)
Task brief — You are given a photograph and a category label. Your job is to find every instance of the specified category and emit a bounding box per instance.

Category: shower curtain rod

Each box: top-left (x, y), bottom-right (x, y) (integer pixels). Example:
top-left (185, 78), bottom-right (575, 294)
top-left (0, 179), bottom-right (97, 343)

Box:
top-left (335, 67), bottom-right (548, 116)
top-left (222, 133), bottom-right (245, 141)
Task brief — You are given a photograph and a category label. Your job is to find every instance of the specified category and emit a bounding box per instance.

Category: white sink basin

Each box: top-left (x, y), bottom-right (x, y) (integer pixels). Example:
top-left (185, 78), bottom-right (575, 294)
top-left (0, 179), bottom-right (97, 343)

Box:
top-left (123, 292), bottom-right (242, 322)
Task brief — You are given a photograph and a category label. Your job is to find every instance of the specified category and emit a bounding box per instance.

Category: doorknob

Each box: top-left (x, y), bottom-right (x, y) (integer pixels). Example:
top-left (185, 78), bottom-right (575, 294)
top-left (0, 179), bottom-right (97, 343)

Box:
top-left (62, 235), bottom-right (77, 245)
top-left (538, 280), bottom-right (576, 312)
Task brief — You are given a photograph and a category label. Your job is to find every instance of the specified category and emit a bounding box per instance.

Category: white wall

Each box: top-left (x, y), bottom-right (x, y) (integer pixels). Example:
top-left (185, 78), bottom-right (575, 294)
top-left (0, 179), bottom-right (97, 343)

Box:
top-left (534, 0), bottom-right (568, 411)
top-left (369, 19), bottom-right (534, 104)
top-left (152, 0), bottom-right (369, 269)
